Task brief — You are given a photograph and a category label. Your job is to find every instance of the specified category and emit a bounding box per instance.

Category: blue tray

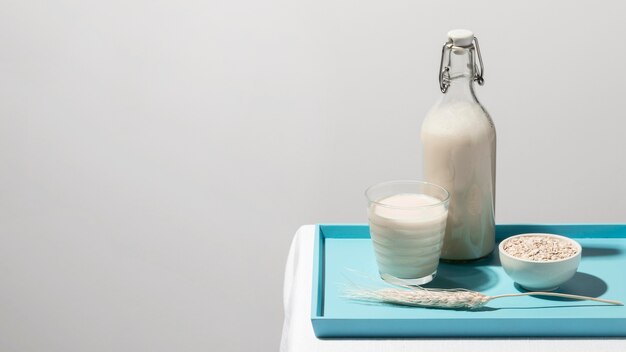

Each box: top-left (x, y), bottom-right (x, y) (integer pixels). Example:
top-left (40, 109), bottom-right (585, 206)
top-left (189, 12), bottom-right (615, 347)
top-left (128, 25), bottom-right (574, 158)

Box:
top-left (312, 224), bottom-right (626, 337)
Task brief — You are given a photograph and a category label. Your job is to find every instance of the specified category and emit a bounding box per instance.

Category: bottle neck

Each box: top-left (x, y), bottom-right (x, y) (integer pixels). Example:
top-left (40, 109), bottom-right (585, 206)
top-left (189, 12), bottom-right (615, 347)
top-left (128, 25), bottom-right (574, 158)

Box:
top-left (441, 47), bottom-right (479, 103)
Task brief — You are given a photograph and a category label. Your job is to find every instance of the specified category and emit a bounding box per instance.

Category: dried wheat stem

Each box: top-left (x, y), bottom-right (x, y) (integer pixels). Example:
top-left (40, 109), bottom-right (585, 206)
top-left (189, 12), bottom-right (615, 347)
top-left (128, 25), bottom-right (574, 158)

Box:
top-left (488, 292), bottom-right (624, 306)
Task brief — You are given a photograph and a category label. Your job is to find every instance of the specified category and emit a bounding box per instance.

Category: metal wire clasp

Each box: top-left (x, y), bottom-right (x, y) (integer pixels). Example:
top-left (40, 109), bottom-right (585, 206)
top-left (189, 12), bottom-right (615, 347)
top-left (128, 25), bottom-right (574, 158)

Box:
top-left (438, 36), bottom-right (485, 93)
top-left (473, 36), bottom-right (485, 86)
top-left (438, 44), bottom-right (451, 93)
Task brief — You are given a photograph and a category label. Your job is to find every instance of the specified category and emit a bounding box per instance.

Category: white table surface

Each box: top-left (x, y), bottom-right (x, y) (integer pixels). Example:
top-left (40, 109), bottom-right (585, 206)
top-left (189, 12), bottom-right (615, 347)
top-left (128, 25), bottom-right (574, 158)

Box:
top-left (280, 225), bottom-right (626, 352)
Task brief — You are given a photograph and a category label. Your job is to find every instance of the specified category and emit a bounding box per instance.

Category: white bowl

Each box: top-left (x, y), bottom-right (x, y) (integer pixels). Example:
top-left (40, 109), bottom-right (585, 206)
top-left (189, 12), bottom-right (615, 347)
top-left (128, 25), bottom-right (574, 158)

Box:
top-left (498, 233), bottom-right (582, 291)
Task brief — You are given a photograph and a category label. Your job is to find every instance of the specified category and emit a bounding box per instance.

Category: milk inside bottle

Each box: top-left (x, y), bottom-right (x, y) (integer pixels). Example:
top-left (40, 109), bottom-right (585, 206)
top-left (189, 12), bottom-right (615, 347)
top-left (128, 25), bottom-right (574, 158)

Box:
top-left (421, 29), bottom-right (496, 261)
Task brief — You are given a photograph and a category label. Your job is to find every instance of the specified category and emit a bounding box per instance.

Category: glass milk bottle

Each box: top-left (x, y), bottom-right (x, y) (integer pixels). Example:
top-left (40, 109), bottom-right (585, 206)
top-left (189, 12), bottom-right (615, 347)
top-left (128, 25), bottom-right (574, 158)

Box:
top-left (421, 29), bottom-right (496, 261)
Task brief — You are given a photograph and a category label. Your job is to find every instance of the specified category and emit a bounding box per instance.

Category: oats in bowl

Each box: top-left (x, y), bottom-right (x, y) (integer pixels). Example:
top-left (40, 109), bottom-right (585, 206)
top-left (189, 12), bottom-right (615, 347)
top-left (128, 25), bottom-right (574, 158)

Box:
top-left (502, 235), bottom-right (579, 261)
top-left (498, 233), bottom-right (582, 291)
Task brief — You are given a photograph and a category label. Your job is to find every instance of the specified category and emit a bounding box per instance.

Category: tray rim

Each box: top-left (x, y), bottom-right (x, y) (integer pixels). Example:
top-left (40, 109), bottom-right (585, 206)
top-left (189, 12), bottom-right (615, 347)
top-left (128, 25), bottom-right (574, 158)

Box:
top-left (311, 223), bottom-right (626, 337)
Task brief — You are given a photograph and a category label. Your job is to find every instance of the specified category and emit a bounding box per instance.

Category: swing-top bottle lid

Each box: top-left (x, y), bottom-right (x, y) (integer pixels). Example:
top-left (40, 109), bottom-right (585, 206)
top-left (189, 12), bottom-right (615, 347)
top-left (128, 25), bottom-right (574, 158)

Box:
top-left (439, 29), bottom-right (485, 92)
top-left (447, 29), bottom-right (474, 47)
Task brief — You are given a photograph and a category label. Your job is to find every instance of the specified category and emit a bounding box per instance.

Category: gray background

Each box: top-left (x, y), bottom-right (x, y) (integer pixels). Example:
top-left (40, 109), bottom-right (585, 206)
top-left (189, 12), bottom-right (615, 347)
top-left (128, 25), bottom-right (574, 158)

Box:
top-left (1, 1), bottom-right (625, 351)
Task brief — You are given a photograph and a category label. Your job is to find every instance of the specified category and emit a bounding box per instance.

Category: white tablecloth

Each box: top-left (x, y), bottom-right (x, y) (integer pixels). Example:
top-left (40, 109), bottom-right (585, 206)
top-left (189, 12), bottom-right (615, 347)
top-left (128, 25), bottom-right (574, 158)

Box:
top-left (280, 225), bottom-right (626, 352)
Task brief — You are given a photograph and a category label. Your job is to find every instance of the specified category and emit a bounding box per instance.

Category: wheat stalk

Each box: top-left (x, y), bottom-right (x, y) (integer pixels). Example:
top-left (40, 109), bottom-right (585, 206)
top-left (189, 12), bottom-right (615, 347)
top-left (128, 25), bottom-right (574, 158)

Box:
top-left (344, 274), bottom-right (623, 309)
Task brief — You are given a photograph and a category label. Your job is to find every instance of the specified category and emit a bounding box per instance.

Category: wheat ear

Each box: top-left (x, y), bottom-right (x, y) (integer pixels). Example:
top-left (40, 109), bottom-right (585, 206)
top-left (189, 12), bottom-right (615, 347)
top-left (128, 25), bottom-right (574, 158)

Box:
top-left (344, 274), bottom-right (623, 309)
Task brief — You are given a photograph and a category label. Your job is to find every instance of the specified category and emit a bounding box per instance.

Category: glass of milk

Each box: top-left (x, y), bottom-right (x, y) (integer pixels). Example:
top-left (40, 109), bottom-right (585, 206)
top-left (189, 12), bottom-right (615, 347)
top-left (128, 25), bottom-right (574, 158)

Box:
top-left (365, 180), bottom-right (450, 285)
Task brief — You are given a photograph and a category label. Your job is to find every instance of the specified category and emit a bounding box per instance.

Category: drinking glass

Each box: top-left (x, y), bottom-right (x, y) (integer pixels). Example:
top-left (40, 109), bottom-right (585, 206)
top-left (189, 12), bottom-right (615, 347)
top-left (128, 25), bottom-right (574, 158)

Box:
top-left (365, 180), bottom-right (450, 285)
